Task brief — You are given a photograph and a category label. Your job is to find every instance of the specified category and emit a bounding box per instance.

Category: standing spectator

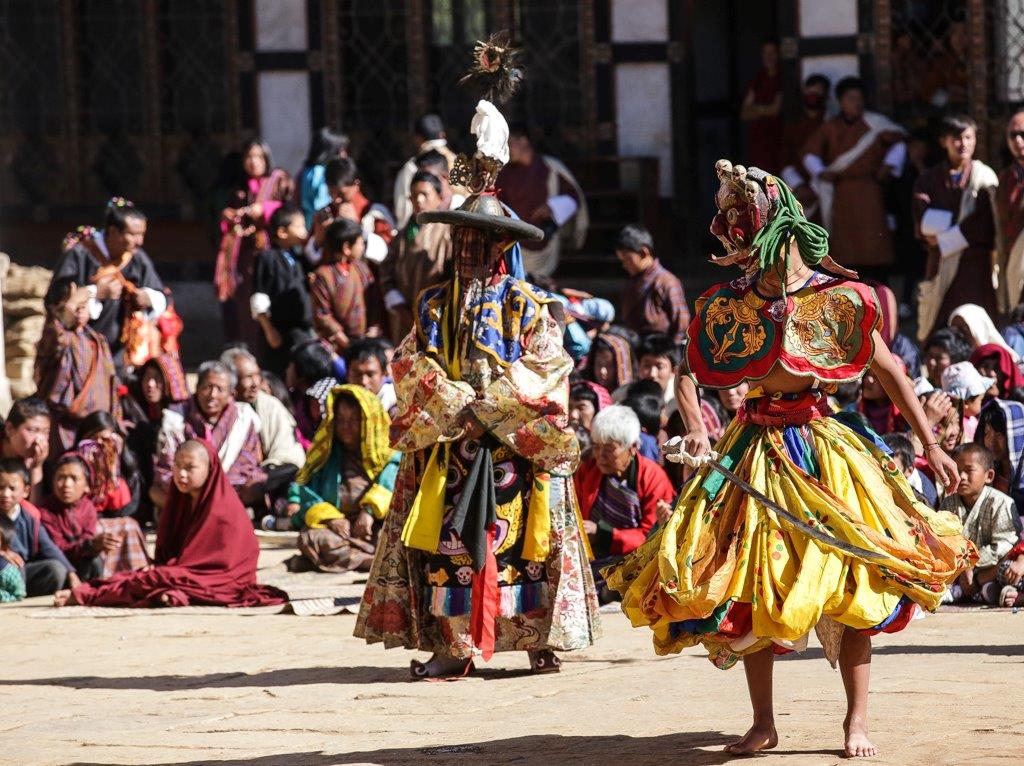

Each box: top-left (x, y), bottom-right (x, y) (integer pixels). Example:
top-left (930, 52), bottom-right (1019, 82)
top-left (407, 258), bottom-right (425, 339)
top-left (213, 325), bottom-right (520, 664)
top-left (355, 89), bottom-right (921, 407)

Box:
top-left (46, 199), bottom-right (167, 370)
top-left (296, 128), bottom-right (350, 229)
top-left (393, 114), bottom-right (458, 228)
top-left (310, 157), bottom-right (395, 264)
top-left (914, 114), bottom-right (998, 340)
top-left (0, 398), bottom-right (51, 504)
top-left (0, 458), bottom-right (76, 597)
top-left (221, 347), bottom-right (305, 518)
top-left (940, 443), bottom-right (1019, 603)
top-left (996, 110), bottom-right (1024, 314)
top-left (309, 218), bottom-right (381, 355)
top-left (250, 205), bottom-right (314, 377)
top-left (151, 361), bottom-right (265, 512)
top-left (779, 74), bottom-right (830, 220)
top-left (380, 170), bottom-right (453, 342)
top-left (802, 77), bottom-right (906, 272)
top-left (615, 226), bottom-right (690, 344)
top-left (497, 125), bottom-right (588, 277)
top-left (216, 138), bottom-right (293, 346)
top-left (415, 150), bottom-right (466, 213)
top-left (36, 281), bottom-right (122, 451)
top-left (740, 38), bottom-right (782, 174)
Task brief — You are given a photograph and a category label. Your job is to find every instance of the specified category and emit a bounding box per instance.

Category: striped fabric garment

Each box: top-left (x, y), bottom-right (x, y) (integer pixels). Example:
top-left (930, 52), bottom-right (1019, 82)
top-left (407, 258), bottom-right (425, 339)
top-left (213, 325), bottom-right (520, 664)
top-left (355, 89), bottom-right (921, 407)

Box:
top-left (591, 475), bottom-right (642, 530)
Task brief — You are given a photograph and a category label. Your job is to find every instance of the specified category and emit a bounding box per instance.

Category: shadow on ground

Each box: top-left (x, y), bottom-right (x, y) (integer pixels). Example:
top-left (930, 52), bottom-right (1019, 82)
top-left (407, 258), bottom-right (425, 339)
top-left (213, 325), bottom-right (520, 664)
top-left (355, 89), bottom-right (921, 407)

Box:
top-left (67, 731), bottom-right (834, 766)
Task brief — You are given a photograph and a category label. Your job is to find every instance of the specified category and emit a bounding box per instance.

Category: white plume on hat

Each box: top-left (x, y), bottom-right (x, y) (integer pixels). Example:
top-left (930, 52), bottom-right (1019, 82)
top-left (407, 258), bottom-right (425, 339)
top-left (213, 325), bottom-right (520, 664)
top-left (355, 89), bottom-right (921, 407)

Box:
top-left (470, 99), bottom-right (509, 165)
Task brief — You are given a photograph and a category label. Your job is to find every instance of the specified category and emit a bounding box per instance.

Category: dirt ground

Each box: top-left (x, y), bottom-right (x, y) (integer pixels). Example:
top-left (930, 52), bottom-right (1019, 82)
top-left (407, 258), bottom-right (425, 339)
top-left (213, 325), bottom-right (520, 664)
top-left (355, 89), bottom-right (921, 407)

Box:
top-left (3, 539), bottom-right (1022, 766)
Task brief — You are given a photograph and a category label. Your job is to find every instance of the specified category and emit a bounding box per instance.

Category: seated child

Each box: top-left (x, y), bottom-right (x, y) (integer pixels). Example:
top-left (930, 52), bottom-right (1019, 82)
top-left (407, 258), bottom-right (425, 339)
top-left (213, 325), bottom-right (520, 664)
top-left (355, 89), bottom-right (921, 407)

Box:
top-left (0, 525), bottom-right (26, 602)
top-left (39, 453), bottom-right (149, 580)
top-left (996, 539), bottom-right (1024, 608)
top-left (36, 281), bottom-right (121, 451)
top-left (940, 443), bottom-right (1021, 603)
top-left (0, 458), bottom-right (77, 596)
top-left (251, 204), bottom-right (314, 377)
top-left (882, 432), bottom-right (938, 508)
top-left (941, 361), bottom-right (995, 442)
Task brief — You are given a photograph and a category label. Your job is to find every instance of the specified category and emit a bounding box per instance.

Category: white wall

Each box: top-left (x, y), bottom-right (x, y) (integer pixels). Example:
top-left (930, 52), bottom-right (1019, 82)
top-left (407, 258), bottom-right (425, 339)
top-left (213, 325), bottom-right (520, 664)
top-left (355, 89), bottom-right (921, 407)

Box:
top-left (616, 63), bottom-right (673, 196)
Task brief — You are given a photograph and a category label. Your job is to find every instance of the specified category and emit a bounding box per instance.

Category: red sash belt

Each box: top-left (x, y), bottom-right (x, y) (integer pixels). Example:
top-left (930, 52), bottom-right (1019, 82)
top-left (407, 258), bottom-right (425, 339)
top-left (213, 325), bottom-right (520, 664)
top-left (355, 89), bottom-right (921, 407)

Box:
top-left (737, 391), bottom-right (830, 427)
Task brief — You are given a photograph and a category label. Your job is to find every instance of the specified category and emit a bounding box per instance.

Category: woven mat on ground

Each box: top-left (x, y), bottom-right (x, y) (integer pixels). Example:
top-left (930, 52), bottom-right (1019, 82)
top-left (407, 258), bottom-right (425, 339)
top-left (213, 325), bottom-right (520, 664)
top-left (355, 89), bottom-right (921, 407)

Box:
top-left (19, 594), bottom-right (363, 619)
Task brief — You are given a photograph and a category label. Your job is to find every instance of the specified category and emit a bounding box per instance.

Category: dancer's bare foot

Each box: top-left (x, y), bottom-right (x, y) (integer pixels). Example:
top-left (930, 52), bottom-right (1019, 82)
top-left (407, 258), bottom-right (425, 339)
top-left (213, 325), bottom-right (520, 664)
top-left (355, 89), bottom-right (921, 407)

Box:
top-left (844, 718), bottom-right (877, 758)
top-left (724, 722), bottom-right (778, 755)
top-left (52, 589), bottom-right (77, 607)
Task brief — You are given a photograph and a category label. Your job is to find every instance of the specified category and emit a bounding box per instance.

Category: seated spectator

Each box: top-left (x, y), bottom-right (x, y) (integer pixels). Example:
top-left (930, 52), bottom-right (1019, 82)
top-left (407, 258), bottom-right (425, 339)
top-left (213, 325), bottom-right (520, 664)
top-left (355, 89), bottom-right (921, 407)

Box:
top-left (883, 432), bottom-right (938, 507)
top-left (924, 327), bottom-right (972, 386)
top-left (569, 380), bottom-right (612, 457)
top-left (285, 385), bottom-right (399, 570)
top-left (995, 538), bottom-right (1024, 607)
top-left (621, 333), bottom-right (680, 414)
top-left (310, 217), bottom-right (381, 355)
top-left (971, 344), bottom-right (1024, 402)
top-left (871, 281), bottom-right (922, 377)
top-left (575, 406), bottom-right (674, 601)
top-left (977, 399), bottom-right (1024, 512)
top-left (940, 443), bottom-right (1020, 604)
top-left (122, 354), bottom-right (189, 523)
top-left (615, 225), bottom-right (689, 343)
top-left (39, 453), bottom-right (148, 580)
top-left (152, 361), bottom-right (265, 512)
top-left (712, 383), bottom-right (749, 431)
top-left (344, 338), bottom-right (396, 414)
top-left (0, 524), bottom-right (26, 602)
top-left (0, 458), bottom-right (76, 596)
top-left (380, 169), bottom-right (452, 342)
top-left (251, 204), bottom-right (314, 377)
top-left (950, 304), bottom-right (1021, 361)
top-left (221, 348), bottom-right (305, 518)
top-left (75, 412), bottom-right (142, 518)
top-left (288, 340), bottom-right (341, 443)
top-left (622, 380), bottom-right (667, 464)
top-left (941, 361), bottom-right (995, 442)
top-left (55, 440), bottom-right (287, 608)
top-left (35, 282), bottom-right (121, 451)
top-left (585, 329), bottom-right (637, 393)
top-left (260, 369), bottom-right (291, 408)
top-left (858, 360), bottom-right (908, 435)
top-left (1, 397), bottom-right (51, 504)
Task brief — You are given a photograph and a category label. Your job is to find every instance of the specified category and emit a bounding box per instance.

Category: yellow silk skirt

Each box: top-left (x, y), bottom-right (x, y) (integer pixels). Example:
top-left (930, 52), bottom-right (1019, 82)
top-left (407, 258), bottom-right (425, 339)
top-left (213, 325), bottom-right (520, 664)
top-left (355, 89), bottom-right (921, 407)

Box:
top-left (604, 405), bottom-right (977, 669)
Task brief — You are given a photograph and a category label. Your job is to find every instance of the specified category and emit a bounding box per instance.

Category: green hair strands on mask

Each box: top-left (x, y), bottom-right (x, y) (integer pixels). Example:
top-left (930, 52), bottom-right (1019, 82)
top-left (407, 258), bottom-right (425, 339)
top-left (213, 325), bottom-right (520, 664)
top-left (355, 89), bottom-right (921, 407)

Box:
top-left (750, 176), bottom-right (831, 303)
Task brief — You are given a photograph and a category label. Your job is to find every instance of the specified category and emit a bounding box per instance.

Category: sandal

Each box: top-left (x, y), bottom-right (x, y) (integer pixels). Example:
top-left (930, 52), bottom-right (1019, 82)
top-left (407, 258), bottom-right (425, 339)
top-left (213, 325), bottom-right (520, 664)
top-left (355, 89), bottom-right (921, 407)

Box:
top-left (529, 650), bottom-right (561, 674)
top-left (409, 657), bottom-right (475, 682)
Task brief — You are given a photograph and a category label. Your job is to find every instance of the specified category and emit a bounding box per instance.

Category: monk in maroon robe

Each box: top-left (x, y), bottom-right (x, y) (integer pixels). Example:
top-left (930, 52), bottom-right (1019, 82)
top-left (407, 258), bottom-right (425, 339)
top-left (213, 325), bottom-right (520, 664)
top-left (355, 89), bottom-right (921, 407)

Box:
top-left (54, 440), bottom-right (287, 608)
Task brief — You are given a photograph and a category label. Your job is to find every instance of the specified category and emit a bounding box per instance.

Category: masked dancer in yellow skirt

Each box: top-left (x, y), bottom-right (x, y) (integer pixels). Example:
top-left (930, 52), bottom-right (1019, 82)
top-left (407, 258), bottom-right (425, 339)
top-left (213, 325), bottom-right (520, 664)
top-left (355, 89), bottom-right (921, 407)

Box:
top-left (605, 160), bottom-right (977, 757)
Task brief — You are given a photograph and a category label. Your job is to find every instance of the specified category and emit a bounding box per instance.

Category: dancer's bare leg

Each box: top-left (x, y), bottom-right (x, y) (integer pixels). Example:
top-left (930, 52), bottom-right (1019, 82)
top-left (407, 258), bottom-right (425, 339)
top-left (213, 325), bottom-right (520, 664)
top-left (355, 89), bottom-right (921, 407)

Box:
top-left (839, 629), bottom-right (877, 758)
top-left (725, 646), bottom-right (779, 755)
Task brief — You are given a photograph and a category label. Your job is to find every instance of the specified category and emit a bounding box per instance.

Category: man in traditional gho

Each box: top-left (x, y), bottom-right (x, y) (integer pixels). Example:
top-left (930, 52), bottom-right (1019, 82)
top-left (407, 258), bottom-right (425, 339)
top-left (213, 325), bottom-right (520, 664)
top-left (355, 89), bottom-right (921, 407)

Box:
top-left (996, 110), bottom-right (1024, 316)
top-left (355, 34), bottom-right (600, 680)
top-left (802, 77), bottom-right (906, 272)
top-left (605, 160), bottom-right (977, 757)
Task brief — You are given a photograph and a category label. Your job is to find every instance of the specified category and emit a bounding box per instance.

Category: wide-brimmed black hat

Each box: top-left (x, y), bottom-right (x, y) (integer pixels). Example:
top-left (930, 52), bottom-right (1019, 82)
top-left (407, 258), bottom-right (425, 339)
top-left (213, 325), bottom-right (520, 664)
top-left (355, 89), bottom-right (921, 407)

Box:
top-left (417, 193), bottom-right (544, 243)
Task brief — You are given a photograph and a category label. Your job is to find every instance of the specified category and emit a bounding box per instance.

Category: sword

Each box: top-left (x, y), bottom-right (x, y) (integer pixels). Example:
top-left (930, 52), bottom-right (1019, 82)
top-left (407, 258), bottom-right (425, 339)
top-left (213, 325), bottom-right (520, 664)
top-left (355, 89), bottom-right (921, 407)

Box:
top-left (664, 439), bottom-right (896, 566)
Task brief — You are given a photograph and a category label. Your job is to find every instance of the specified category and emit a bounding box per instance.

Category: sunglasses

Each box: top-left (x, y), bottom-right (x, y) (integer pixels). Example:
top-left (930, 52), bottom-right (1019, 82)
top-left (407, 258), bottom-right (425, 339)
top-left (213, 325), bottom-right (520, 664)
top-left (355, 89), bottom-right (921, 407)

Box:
top-left (1009, 130), bottom-right (1024, 141)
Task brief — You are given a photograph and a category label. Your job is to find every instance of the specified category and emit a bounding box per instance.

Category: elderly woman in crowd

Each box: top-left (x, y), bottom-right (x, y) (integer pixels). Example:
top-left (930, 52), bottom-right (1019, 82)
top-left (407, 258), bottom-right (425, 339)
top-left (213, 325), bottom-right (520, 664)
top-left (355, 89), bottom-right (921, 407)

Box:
top-left (574, 405), bottom-right (675, 601)
top-left (151, 361), bottom-right (264, 512)
top-left (285, 385), bottom-right (400, 571)
top-left (55, 440), bottom-right (287, 608)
